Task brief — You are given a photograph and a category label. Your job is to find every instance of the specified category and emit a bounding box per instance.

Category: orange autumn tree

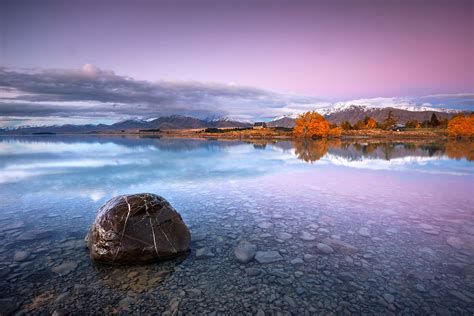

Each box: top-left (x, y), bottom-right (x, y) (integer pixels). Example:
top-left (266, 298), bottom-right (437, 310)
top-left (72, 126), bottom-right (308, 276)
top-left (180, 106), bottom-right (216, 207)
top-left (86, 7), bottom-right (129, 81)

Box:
top-left (328, 126), bottom-right (342, 137)
top-left (365, 117), bottom-right (378, 129)
top-left (353, 116), bottom-right (378, 130)
top-left (447, 114), bottom-right (474, 138)
top-left (293, 111), bottom-right (335, 138)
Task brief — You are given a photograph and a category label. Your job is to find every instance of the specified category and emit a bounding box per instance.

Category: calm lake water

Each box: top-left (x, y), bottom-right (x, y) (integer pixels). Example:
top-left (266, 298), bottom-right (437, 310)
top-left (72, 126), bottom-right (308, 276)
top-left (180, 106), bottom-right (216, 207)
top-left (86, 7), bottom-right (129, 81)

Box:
top-left (0, 136), bottom-right (473, 315)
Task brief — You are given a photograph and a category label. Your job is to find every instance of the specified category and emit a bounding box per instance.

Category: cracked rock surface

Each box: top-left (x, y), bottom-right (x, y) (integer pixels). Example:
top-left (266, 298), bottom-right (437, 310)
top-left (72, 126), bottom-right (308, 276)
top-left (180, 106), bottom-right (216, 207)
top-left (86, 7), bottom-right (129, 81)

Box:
top-left (86, 193), bottom-right (191, 264)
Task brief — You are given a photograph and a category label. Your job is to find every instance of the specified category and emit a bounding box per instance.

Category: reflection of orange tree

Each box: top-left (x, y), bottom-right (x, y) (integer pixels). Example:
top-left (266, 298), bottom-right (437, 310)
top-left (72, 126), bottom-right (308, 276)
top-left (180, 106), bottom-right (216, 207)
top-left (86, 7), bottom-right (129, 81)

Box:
top-left (328, 139), bottom-right (342, 149)
top-left (293, 139), bottom-right (341, 163)
top-left (445, 140), bottom-right (474, 161)
top-left (365, 143), bottom-right (378, 155)
top-left (447, 114), bottom-right (474, 138)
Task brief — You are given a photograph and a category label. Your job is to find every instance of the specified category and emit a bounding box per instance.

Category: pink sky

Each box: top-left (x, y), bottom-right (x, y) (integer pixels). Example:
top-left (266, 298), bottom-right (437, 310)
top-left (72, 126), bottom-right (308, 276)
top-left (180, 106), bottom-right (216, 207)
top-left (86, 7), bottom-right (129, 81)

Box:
top-left (2, 0), bottom-right (473, 100)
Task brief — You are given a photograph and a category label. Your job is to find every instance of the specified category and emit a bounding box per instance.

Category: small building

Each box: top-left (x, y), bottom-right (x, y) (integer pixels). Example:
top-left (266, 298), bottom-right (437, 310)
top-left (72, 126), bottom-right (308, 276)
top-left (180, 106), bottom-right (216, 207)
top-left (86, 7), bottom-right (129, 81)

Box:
top-left (204, 128), bottom-right (221, 133)
top-left (253, 122), bottom-right (267, 129)
top-left (391, 123), bottom-right (406, 131)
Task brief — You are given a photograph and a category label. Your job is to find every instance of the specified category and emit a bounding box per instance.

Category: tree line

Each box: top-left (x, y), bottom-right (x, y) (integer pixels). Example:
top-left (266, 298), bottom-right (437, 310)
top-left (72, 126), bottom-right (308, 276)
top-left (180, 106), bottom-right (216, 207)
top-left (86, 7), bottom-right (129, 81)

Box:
top-left (293, 139), bottom-right (474, 163)
top-left (293, 111), bottom-right (474, 138)
top-left (340, 111), bottom-right (448, 130)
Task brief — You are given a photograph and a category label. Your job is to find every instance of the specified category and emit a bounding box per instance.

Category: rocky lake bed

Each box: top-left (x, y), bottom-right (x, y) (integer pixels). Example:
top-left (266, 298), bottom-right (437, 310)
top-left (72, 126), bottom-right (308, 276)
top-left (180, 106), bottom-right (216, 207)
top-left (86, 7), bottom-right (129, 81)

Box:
top-left (0, 136), bottom-right (473, 315)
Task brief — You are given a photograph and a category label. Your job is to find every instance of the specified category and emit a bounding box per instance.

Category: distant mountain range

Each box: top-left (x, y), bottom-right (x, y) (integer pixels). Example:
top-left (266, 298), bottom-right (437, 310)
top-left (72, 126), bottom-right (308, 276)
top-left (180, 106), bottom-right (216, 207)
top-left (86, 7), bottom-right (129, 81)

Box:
top-left (0, 105), bottom-right (466, 134)
top-left (317, 103), bottom-right (459, 116)
top-left (322, 105), bottom-right (458, 124)
top-left (0, 115), bottom-right (251, 134)
top-left (269, 105), bottom-right (461, 127)
top-left (267, 117), bottom-right (297, 128)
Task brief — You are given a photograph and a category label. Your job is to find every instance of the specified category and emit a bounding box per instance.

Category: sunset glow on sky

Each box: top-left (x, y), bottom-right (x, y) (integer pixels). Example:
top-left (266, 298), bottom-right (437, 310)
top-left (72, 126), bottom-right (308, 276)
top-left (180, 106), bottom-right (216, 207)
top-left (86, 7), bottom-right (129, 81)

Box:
top-left (0, 0), bottom-right (473, 126)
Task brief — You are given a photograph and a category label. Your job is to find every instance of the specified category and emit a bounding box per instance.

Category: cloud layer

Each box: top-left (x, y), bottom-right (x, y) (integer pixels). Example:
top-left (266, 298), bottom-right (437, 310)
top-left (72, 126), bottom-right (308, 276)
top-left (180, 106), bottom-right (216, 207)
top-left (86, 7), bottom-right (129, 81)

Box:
top-left (0, 65), bottom-right (472, 127)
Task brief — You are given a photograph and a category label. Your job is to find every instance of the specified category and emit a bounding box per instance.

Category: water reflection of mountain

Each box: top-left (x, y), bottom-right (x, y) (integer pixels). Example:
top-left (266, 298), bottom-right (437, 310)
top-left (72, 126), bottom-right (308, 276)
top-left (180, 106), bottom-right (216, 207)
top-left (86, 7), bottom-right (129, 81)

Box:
top-left (0, 135), bottom-right (246, 153)
top-left (329, 142), bottom-right (446, 161)
top-left (293, 140), bottom-right (473, 163)
top-left (0, 135), bottom-right (472, 162)
top-left (0, 135), bottom-right (297, 154)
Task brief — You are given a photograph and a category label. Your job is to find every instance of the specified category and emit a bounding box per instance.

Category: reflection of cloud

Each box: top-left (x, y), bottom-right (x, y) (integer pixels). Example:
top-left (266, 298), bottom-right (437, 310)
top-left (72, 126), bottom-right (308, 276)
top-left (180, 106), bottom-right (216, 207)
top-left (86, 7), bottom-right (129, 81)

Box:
top-left (0, 139), bottom-right (153, 184)
top-left (0, 158), bottom-right (148, 184)
top-left (77, 189), bottom-right (106, 202)
top-left (320, 154), bottom-right (472, 176)
top-left (5, 158), bottom-right (146, 170)
top-left (324, 153), bottom-right (437, 169)
top-left (0, 138), bottom-right (165, 162)
top-left (0, 140), bottom-right (130, 155)
top-left (0, 137), bottom-right (472, 194)
top-left (0, 170), bottom-right (47, 184)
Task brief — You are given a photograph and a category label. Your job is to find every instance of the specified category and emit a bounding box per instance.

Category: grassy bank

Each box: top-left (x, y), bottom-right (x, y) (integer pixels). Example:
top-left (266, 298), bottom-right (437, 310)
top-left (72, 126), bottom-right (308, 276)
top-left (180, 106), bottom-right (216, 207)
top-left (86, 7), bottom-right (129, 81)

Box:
top-left (89, 127), bottom-right (452, 140)
top-left (340, 128), bottom-right (448, 139)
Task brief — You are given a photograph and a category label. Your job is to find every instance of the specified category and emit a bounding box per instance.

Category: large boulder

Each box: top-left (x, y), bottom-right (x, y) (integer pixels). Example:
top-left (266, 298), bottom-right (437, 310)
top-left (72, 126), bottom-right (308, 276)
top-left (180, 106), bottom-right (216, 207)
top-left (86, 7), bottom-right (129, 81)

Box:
top-left (86, 193), bottom-right (191, 264)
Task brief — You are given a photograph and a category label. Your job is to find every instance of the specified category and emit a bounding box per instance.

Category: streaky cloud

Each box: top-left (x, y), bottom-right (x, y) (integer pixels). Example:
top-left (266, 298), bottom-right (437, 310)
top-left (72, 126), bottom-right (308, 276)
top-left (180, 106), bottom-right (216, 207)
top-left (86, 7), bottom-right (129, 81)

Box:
top-left (0, 65), bottom-right (472, 127)
top-left (0, 65), bottom-right (324, 125)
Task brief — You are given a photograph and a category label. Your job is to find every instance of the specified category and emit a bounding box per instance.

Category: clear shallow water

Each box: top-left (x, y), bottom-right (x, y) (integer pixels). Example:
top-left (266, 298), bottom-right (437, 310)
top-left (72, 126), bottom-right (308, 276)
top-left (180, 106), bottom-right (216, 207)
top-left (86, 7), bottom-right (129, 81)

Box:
top-left (0, 136), bottom-right (473, 315)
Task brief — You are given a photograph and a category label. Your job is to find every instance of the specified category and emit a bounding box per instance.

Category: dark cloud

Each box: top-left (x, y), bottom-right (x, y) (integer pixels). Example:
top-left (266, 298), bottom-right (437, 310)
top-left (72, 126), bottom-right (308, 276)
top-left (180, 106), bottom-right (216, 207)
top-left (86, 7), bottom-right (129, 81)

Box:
top-left (0, 64), bottom-right (308, 121)
top-left (0, 65), bottom-right (471, 127)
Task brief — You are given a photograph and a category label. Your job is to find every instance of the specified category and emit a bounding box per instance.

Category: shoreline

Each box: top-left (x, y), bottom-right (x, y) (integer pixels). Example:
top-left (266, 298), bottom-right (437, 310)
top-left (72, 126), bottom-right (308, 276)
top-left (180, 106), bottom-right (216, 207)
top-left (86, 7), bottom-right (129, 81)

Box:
top-left (0, 128), bottom-right (456, 141)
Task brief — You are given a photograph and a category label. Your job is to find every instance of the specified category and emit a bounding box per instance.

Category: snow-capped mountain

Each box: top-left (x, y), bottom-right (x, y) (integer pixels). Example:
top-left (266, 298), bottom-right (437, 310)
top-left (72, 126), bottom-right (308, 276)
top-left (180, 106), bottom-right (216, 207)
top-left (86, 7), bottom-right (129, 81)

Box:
top-left (267, 116), bottom-right (296, 128)
top-left (322, 105), bottom-right (459, 124)
top-left (271, 114), bottom-right (301, 120)
top-left (269, 104), bottom-right (462, 126)
top-left (314, 104), bottom-right (459, 116)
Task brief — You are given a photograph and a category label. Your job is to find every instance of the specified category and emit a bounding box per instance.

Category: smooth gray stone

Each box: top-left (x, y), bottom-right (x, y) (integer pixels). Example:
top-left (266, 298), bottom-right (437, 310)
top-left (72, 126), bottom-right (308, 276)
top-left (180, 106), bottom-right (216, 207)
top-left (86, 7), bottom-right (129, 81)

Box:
top-left (255, 251), bottom-right (283, 264)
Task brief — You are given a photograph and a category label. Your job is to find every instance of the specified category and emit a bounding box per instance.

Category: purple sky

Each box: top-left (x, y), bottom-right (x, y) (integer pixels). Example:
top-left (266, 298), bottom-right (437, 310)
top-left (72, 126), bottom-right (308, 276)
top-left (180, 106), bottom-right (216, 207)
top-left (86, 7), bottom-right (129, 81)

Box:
top-left (0, 0), bottom-right (473, 126)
